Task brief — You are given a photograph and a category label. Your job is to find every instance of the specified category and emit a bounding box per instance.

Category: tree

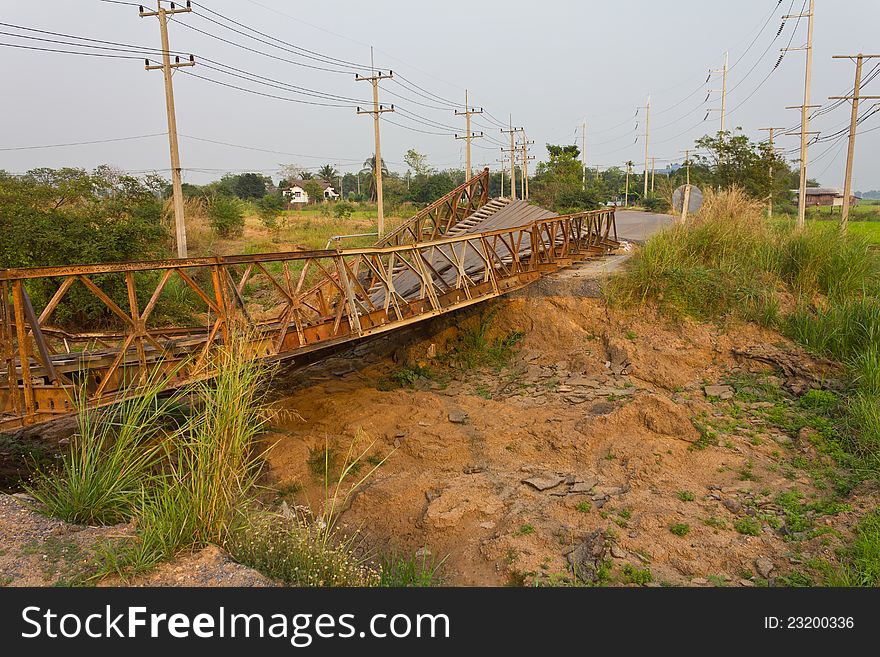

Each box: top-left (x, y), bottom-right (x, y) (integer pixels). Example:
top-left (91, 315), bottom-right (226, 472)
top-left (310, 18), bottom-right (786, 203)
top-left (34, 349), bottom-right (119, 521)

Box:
top-left (531, 143), bottom-right (601, 211)
top-left (404, 149), bottom-right (432, 177)
top-left (302, 179), bottom-right (325, 204)
top-left (317, 164), bottom-right (339, 181)
top-left (693, 130), bottom-right (795, 206)
top-left (361, 155), bottom-right (389, 202)
top-left (207, 195), bottom-right (245, 236)
top-left (233, 172), bottom-right (271, 200)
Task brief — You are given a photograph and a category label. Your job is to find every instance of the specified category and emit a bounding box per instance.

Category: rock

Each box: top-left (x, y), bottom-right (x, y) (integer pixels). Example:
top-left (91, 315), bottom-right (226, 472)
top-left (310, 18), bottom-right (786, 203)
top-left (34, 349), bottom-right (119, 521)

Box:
top-left (638, 394), bottom-right (698, 438)
top-left (772, 433), bottom-right (793, 445)
top-left (566, 530), bottom-right (609, 583)
top-left (569, 477), bottom-right (599, 494)
top-left (739, 579), bottom-right (756, 587)
top-left (691, 577), bottom-right (709, 586)
top-left (564, 394), bottom-right (592, 404)
top-left (415, 547), bottom-right (431, 558)
top-left (522, 474), bottom-right (565, 491)
top-left (554, 360), bottom-right (570, 371)
top-left (722, 498), bottom-right (742, 514)
top-left (566, 375), bottom-right (599, 388)
top-left (610, 545), bottom-right (627, 559)
top-left (588, 401), bottom-right (616, 416)
top-left (603, 335), bottom-right (629, 366)
top-left (754, 557), bottom-right (775, 578)
top-left (704, 384), bottom-right (734, 400)
top-left (448, 410), bottom-right (469, 424)
top-left (593, 485), bottom-right (626, 497)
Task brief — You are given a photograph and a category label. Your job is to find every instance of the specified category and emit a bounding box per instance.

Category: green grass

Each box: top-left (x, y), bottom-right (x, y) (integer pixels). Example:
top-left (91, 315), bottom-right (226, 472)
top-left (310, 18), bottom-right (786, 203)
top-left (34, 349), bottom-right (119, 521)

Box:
top-left (377, 364), bottom-right (433, 391)
top-left (378, 550), bottom-right (446, 587)
top-left (734, 517), bottom-right (762, 536)
top-left (517, 523), bottom-right (535, 536)
top-left (669, 523), bottom-right (690, 536)
top-left (848, 221), bottom-right (880, 245)
top-left (26, 369), bottom-right (177, 525)
top-left (441, 309), bottom-right (525, 371)
top-left (677, 490), bottom-right (695, 502)
top-left (620, 563), bottom-right (652, 585)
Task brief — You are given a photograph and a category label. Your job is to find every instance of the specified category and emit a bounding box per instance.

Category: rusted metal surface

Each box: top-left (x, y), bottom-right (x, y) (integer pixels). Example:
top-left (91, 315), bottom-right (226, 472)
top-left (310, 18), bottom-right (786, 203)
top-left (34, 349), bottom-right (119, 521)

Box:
top-left (0, 173), bottom-right (617, 430)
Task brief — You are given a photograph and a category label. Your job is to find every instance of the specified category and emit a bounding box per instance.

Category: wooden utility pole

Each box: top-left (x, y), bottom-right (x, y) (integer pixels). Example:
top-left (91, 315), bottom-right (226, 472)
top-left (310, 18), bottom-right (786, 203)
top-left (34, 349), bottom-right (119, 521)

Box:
top-left (356, 61), bottom-right (394, 237)
top-left (455, 90), bottom-right (483, 181)
top-left (679, 149), bottom-right (692, 222)
top-left (782, 0), bottom-right (815, 229)
top-left (501, 117), bottom-right (522, 200)
top-left (496, 156), bottom-right (508, 198)
top-left (140, 1), bottom-right (195, 259)
top-left (831, 53), bottom-right (880, 232)
top-left (521, 134), bottom-right (534, 200)
top-left (581, 118), bottom-right (587, 190)
top-left (651, 157), bottom-right (656, 193)
top-left (759, 127), bottom-right (784, 218)
top-left (624, 162), bottom-right (632, 207)
top-left (642, 96), bottom-right (651, 198)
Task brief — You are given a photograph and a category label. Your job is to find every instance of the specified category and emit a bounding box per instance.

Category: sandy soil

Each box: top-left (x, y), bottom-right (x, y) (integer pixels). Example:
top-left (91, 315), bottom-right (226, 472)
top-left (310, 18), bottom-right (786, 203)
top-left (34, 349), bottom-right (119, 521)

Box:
top-left (261, 288), bottom-right (876, 586)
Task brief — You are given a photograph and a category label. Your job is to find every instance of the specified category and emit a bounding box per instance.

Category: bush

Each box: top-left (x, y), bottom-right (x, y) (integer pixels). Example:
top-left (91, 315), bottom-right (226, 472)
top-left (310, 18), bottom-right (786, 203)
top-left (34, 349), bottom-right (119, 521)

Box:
top-left (642, 194), bottom-right (671, 213)
top-left (333, 201), bottom-right (354, 219)
top-left (207, 195), bottom-right (245, 237)
top-left (256, 194), bottom-right (285, 229)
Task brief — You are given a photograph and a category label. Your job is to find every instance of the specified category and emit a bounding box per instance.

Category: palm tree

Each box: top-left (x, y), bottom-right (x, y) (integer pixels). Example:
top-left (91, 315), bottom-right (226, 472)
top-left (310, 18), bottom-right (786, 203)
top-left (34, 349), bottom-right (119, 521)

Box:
top-left (361, 155), bottom-right (389, 201)
top-left (317, 164), bottom-right (339, 181)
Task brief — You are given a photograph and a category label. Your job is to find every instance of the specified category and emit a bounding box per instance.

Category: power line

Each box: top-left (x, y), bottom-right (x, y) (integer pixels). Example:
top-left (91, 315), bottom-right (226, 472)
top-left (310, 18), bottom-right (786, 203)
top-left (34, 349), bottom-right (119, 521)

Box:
top-left (0, 133), bottom-right (166, 151)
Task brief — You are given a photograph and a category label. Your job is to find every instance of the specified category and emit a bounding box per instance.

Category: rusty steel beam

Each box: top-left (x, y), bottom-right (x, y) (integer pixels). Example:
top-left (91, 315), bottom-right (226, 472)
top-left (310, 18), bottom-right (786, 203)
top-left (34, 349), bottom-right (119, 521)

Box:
top-left (0, 193), bottom-right (617, 430)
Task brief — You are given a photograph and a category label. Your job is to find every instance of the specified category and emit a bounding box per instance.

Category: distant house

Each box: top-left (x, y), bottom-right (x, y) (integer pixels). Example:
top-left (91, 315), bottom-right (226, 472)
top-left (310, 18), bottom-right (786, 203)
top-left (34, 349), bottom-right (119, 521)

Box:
top-left (795, 187), bottom-right (860, 208)
top-left (282, 179), bottom-right (339, 205)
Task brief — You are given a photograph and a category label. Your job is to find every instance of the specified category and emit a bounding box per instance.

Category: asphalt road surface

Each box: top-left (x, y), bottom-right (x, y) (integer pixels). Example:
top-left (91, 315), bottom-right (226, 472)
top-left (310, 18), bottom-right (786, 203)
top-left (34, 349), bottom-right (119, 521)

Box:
top-left (614, 210), bottom-right (673, 242)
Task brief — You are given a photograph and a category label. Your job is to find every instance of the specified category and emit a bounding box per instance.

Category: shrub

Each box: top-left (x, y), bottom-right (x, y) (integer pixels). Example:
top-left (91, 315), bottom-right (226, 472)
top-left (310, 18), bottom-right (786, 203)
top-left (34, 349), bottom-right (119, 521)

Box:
top-left (333, 201), bottom-right (354, 219)
top-left (256, 194), bottom-right (285, 229)
top-left (207, 195), bottom-right (245, 237)
top-left (734, 517), bottom-right (762, 536)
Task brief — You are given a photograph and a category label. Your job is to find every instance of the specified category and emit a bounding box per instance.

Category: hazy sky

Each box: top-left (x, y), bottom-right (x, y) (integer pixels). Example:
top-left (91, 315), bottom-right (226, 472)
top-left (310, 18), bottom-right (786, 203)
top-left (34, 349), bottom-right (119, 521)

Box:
top-left (2, 0), bottom-right (879, 190)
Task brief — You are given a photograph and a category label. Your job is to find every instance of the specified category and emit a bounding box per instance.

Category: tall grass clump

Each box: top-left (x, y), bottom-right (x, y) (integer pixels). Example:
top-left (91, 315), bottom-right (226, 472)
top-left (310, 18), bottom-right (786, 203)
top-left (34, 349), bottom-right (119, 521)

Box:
top-left (113, 345), bottom-right (275, 571)
top-left (26, 370), bottom-right (177, 525)
top-left (610, 187), bottom-right (879, 320)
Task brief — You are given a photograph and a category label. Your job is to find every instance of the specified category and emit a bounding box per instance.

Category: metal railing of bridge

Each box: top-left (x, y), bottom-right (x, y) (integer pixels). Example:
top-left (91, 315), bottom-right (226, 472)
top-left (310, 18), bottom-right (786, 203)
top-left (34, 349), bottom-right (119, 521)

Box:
top-left (0, 170), bottom-right (617, 429)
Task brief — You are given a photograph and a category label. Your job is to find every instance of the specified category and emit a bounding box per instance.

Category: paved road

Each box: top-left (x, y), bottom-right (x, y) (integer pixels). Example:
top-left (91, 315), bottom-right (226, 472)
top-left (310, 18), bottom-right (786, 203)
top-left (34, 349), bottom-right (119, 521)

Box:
top-left (614, 210), bottom-right (673, 242)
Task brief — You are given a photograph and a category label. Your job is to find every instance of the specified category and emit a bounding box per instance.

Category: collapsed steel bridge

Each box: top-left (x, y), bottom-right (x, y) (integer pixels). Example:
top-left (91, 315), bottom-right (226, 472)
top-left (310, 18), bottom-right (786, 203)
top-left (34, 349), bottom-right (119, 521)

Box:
top-left (0, 169), bottom-right (618, 429)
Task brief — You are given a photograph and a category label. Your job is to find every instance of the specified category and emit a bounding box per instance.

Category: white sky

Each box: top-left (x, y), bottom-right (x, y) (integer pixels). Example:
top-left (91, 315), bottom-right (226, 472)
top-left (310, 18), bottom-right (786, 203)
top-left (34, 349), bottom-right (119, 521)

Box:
top-left (2, 0), bottom-right (879, 190)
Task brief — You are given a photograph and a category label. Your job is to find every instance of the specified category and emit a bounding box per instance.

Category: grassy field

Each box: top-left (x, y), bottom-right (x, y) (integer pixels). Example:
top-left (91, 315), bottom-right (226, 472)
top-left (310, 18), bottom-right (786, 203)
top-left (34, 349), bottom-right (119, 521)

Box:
top-left (187, 202), bottom-right (412, 258)
top-left (847, 221), bottom-right (880, 245)
top-left (806, 202), bottom-right (880, 222)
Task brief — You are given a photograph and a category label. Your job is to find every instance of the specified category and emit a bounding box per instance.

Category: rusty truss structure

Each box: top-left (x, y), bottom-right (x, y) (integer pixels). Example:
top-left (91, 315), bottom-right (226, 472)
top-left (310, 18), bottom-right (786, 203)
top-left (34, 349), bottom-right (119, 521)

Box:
top-left (0, 169), bottom-right (618, 429)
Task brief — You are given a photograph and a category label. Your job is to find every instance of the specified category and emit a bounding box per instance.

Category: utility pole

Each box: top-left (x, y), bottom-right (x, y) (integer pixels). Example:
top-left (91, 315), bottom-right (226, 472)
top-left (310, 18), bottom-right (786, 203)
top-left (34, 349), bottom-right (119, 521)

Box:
top-left (642, 96), bottom-right (651, 198)
top-left (501, 117), bottom-right (522, 200)
top-left (831, 53), bottom-right (880, 232)
top-left (651, 157), bottom-right (656, 193)
top-left (140, 1), bottom-right (195, 259)
top-left (581, 118), bottom-right (587, 190)
top-left (356, 57), bottom-right (394, 237)
top-left (707, 52), bottom-right (729, 134)
top-left (679, 149), bottom-right (692, 222)
top-left (496, 156), bottom-right (508, 198)
top-left (455, 90), bottom-right (483, 181)
top-left (521, 134), bottom-right (534, 200)
top-left (624, 162), bottom-right (632, 207)
top-left (759, 127), bottom-right (784, 218)
top-left (783, 0), bottom-right (815, 229)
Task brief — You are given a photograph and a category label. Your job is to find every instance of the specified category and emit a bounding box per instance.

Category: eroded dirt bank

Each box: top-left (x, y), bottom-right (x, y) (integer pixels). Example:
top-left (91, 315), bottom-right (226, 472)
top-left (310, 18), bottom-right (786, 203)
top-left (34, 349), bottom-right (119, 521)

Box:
top-left (263, 280), bottom-right (876, 587)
